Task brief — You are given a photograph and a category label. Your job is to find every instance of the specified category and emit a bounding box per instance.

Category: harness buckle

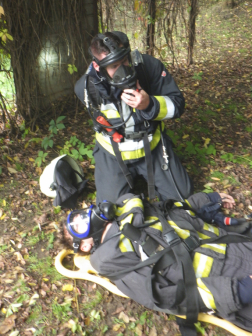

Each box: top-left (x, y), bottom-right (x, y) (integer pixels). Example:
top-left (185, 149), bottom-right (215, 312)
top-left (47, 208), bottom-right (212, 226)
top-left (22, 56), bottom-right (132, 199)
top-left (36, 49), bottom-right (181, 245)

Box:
top-left (163, 231), bottom-right (181, 247)
top-left (183, 236), bottom-right (200, 252)
top-left (125, 131), bottom-right (147, 140)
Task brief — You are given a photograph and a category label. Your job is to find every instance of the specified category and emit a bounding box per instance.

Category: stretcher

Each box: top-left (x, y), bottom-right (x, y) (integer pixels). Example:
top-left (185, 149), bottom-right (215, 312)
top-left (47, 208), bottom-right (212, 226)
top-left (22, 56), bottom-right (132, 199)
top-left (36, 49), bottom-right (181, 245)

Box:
top-left (55, 249), bottom-right (252, 336)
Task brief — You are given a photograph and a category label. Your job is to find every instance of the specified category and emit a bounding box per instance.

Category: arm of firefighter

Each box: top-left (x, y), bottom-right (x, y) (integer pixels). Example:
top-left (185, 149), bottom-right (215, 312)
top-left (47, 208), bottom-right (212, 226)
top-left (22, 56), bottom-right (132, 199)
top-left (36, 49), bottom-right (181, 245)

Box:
top-left (186, 192), bottom-right (235, 213)
top-left (184, 192), bottom-right (214, 212)
top-left (198, 277), bottom-right (242, 316)
top-left (138, 55), bottom-right (185, 121)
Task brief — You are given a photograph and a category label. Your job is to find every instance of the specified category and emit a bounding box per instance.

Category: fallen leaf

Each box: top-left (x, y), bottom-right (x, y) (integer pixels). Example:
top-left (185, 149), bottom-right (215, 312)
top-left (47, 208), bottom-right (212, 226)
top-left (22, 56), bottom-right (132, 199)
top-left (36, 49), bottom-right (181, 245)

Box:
top-left (9, 330), bottom-right (19, 336)
top-left (211, 177), bottom-right (220, 181)
top-left (135, 324), bottom-right (143, 336)
top-left (112, 306), bottom-right (124, 315)
top-left (29, 293), bottom-right (39, 305)
top-left (0, 213), bottom-right (6, 220)
top-left (203, 138), bottom-right (211, 148)
top-left (112, 324), bottom-right (122, 331)
top-left (149, 326), bottom-right (157, 336)
top-left (62, 284), bottom-right (73, 291)
top-left (25, 328), bottom-right (37, 334)
top-left (118, 311), bottom-right (129, 323)
top-left (14, 252), bottom-right (26, 265)
top-left (7, 167), bottom-right (18, 174)
top-left (0, 314), bottom-right (17, 334)
top-left (204, 182), bottom-right (215, 188)
top-left (39, 289), bottom-right (47, 297)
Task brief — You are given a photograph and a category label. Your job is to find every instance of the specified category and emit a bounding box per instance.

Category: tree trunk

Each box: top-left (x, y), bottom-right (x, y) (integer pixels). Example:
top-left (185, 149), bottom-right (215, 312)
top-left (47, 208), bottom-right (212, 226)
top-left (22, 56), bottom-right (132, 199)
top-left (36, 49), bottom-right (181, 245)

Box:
top-left (3, 0), bottom-right (98, 128)
top-left (187, 0), bottom-right (198, 66)
top-left (146, 0), bottom-right (156, 56)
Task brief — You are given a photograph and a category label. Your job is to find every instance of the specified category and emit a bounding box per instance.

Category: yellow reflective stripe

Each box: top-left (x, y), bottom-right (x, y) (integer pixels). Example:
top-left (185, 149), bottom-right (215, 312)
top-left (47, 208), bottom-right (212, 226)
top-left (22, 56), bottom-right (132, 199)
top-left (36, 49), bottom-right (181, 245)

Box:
top-left (120, 214), bottom-right (134, 227)
top-left (96, 126), bottom-right (162, 160)
top-left (174, 202), bottom-right (183, 207)
top-left (193, 252), bottom-right (213, 278)
top-left (153, 96), bottom-right (168, 120)
top-left (203, 223), bottom-right (219, 236)
top-left (101, 109), bottom-right (120, 119)
top-left (186, 209), bottom-right (195, 216)
top-left (116, 198), bottom-right (144, 217)
top-left (119, 235), bottom-right (134, 252)
top-left (184, 200), bottom-right (195, 215)
top-left (168, 220), bottom-right (190, 239)
top-left (200, 243), bottom-right (226, 254)
top-left (197, 278), bottom-right (216, 310)
top-left (145, 216), bottom-right (163, 231)
top-left (197, 231), bottom-right (226, 254)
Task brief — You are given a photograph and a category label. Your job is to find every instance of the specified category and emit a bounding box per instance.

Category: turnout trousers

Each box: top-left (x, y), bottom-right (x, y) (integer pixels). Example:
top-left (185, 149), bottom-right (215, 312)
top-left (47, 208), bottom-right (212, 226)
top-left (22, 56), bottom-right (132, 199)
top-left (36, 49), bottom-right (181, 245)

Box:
top-left (93, 135), bottom-right (193, 204)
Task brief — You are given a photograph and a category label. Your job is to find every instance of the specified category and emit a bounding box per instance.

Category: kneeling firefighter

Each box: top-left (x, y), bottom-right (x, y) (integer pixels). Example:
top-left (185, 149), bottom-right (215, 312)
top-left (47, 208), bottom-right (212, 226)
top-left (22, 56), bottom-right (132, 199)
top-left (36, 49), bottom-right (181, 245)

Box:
top-left (74, 31), bottom-right (193, 204)
top-left (63, 191), bottom-right (252, 335)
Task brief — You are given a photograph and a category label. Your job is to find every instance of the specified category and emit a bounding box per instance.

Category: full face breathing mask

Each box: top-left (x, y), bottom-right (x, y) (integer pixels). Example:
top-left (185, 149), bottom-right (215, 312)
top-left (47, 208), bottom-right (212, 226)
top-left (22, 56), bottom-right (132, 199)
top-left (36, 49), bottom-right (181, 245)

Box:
top-left (66, 201), bottom-right (117, 253)
top-left (89, 32), bottom-right (137, 90)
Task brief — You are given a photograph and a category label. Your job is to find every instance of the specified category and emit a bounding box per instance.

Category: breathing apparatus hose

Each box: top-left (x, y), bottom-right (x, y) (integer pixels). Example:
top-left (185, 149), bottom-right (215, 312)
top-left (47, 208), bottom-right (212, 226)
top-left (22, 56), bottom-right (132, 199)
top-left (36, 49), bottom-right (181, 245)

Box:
top-left (84, 75), bottom-right (134, 130)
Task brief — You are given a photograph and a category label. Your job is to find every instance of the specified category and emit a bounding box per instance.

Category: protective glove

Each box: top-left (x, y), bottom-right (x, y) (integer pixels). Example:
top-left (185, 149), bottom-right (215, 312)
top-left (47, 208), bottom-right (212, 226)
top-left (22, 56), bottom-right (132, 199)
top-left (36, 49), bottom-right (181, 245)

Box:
top-left (220, 220), bottom-right (251, 234)
top-left (238, 276), bottom-right (252, 305)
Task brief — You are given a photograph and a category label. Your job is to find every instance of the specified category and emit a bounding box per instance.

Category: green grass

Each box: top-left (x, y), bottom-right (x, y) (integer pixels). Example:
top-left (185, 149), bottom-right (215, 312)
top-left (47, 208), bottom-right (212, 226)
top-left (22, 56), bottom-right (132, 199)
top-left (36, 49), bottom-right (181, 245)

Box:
top-left (81, 290), bottom-right (103, 311)
top-left (27, 255), bottom-right (64, 282)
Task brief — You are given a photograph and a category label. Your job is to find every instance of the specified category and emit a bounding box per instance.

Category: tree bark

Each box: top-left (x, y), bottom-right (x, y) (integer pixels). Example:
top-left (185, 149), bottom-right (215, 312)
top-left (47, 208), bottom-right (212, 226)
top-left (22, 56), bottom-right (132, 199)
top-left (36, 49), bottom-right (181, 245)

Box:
top-left (146, 0), bottom-right (156, 56)
top-left (3, 0), bottom-right (98, 128)
top-left (187, 0), bottom-right (198, 66)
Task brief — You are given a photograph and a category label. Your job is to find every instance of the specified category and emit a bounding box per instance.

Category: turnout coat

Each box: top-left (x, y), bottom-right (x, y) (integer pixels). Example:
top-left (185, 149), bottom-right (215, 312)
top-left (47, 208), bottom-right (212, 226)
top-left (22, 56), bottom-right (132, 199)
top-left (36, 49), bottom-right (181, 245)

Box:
top-left (74, 53), bottom-right (185, 163)
top-left (74, 53), bottom-right (193, 203)
top-left (90, 192), bottom-right (252, 331)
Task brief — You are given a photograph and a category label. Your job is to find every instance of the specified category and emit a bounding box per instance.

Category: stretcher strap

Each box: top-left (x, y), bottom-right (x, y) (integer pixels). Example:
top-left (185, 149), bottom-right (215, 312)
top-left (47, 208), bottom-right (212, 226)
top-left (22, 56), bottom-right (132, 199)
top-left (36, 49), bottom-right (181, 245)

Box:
top-left (143, 132), bottom-right (155, 200)
top-left (111, 140), bottom-right (134, 189)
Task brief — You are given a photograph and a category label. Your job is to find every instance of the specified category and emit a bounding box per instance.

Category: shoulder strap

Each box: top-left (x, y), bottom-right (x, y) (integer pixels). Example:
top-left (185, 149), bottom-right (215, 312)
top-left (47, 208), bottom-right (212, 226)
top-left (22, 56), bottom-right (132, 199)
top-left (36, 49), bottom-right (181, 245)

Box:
top-left (86, 75), bottom-right (102, 109)
top-left (131, 50), bottom-right (151, 93)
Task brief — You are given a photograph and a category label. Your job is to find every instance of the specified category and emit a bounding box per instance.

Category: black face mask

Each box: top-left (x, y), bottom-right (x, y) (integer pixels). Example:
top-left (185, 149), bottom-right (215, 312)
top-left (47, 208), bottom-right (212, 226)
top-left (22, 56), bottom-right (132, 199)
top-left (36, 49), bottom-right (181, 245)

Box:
top-left (100, 63), bottom-right (137, 90)
top-left (111, 64), bottom-right (137, 90)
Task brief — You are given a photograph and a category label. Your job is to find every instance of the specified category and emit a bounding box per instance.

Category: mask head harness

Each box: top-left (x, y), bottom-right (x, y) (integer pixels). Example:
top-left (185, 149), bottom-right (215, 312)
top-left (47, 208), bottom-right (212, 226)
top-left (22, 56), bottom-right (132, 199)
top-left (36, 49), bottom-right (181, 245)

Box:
top-left (66, 201), bottom-right (117, 253)
top-left (89, 32), bottom-right (137, 90)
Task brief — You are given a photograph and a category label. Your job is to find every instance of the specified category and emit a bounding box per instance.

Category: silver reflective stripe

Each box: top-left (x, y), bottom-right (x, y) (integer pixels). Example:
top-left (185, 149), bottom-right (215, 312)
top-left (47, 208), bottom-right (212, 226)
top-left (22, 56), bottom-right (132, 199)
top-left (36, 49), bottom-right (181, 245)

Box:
top-left (122, 100), bottom-right (135, 132)
top-left (98, 133), bottom-right (154, 152)
top-left (101, 103), bottom-right (120, 119)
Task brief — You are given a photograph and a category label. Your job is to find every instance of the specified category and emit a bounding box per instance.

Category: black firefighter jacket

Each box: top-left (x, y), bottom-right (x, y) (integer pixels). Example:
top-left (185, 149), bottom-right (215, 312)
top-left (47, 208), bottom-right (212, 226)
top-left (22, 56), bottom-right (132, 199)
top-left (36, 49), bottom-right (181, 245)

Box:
top-left (74, 53), bottom-right (185, 163)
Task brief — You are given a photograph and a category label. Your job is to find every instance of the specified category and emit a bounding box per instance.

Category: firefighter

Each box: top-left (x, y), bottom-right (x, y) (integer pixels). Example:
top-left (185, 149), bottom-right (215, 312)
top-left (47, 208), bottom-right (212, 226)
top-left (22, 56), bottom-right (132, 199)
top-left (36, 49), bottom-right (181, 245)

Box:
top-left (74, 31), bottom-right (193, 204)
top-left (62, 190), bottom-right (252, 334)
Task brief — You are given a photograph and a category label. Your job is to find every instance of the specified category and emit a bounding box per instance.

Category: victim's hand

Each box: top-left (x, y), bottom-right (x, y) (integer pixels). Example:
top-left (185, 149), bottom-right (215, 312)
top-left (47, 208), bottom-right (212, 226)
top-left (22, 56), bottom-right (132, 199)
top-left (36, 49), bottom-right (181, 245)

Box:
top-left (219, 193), bottom-right (235, 209)
top-left (121, 81), bottom-right (150, 110)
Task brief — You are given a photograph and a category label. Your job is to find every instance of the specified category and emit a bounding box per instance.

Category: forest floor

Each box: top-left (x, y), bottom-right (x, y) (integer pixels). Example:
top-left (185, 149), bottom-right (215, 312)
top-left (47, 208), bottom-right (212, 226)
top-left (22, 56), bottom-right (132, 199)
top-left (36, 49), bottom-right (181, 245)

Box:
top-left (0, 1), bottom-right (252, 336)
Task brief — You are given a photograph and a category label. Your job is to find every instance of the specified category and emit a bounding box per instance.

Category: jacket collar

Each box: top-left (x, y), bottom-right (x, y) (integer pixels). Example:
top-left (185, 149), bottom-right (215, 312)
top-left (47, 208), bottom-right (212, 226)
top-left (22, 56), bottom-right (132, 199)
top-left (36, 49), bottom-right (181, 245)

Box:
top-left (89, 63), bottom-right (123, 102)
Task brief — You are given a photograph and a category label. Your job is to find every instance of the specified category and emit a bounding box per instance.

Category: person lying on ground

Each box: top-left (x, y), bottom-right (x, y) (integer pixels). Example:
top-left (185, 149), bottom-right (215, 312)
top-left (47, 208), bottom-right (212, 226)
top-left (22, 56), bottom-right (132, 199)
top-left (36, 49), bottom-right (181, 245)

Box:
top-left (61, 191), bottom-right (252, 333)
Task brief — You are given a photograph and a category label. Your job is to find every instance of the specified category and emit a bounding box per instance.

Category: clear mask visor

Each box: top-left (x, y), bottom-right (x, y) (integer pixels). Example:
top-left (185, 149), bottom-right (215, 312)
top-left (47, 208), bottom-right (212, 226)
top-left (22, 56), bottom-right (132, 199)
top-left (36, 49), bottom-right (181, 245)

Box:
top-left (68, 211), bottom-right (90, 235)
